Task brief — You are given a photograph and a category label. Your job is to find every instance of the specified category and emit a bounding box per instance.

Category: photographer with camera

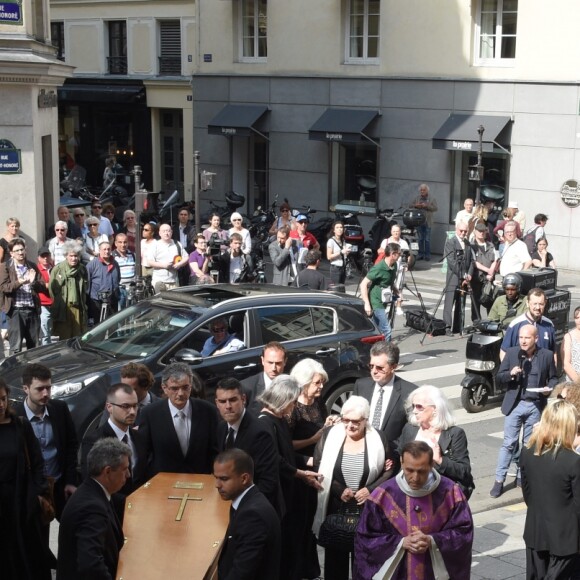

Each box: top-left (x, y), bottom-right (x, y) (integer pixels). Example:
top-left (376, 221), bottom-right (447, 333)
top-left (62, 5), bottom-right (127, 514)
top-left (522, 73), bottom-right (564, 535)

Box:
top-left (86, 241), bottom-right (120, 325)
top-left (443, 221), bottom-right (474, 336)
top-left (380, 224), bottom-right (413, 316)
top-left (360, 243), bottom-right (401, 343)
top-left (214, 233), bottom-right (254, 283)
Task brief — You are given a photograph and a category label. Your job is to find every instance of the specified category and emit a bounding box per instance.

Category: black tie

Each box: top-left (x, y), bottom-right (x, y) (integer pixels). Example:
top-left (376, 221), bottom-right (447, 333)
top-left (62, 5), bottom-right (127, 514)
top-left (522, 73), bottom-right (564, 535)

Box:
top-left (225, 427), bottom-right (235, 450)
top-left (122, 434), bottom-right (129, 444)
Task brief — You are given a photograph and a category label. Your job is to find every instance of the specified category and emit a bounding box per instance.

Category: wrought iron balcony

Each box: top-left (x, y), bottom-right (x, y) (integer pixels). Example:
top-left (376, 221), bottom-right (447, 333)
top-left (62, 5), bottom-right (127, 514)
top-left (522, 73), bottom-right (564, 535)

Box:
top-left (107, 56), bottom-right (128, 75)
top-left (158, 56), bottom-right (181, 76)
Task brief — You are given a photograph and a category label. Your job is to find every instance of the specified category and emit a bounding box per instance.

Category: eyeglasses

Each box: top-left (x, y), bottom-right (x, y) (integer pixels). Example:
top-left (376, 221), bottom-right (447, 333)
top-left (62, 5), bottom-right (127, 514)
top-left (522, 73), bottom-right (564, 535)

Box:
top-left (281, 209), bottom-right (290, 212)
top-left (55, 229), bottom-right (66, 232)
top-left (211, 327), bottom-right (227, 333)
top-left (458, 229), bottom-right (468, 234)
top-left (232, 219), bottom-right (242, 222)
top-left (341, 417), bottom-right (364, 426)
top-left (74, 214), bottom-right (84, 217)
top-left (109, 402), bottom-right (139, 411)
top-left (298, 220), bottom-right (308, 224)
top-left (412, 403), bottom-right (435, 412)
top-left (89, 223), bottom-right (99, 227)
top-left (369, 363), bottom-right (390, 372)
top-left (92, 205), bottom-right (102, 209)
top-left (165, 385), bottom-right (192, 393)
top-left (12, 248), bottom-right (25, 253)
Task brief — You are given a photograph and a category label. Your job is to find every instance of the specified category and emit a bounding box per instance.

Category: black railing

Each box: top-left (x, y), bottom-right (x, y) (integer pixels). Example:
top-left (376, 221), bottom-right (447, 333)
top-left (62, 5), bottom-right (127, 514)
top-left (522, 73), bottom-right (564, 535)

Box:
top-left (107, 56), bottom-right (127, 74)
top-left (158, 56), bottom-right (181, 75)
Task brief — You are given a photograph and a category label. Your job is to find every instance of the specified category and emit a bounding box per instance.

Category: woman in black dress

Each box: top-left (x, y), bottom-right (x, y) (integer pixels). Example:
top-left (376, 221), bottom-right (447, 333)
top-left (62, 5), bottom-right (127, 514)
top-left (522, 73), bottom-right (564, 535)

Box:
top-left (289, 359), bottom-right (337, 580)
top-left (0, 379), bottom-right (54, 579)
top-left (258, 374), bottom-right (323, 580)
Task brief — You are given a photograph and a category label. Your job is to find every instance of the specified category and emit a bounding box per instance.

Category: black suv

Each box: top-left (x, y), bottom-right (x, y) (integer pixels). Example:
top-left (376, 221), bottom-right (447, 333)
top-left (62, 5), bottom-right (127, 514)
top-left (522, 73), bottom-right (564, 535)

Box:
top-left (1, 284), bottom-right (382, 437)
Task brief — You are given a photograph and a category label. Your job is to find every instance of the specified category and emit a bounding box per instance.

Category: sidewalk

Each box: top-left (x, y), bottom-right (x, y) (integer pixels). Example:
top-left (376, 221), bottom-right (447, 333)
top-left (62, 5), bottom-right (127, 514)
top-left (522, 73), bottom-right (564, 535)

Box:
top-left (472, 502), bottom-right (527, 580)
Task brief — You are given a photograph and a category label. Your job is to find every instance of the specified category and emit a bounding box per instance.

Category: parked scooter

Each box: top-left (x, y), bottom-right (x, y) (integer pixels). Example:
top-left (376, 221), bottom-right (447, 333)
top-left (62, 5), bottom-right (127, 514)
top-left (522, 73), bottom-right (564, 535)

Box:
top-left (201, 191), bottom-right (247, 228)
top-left (460, 309), bottom-right (516, 413)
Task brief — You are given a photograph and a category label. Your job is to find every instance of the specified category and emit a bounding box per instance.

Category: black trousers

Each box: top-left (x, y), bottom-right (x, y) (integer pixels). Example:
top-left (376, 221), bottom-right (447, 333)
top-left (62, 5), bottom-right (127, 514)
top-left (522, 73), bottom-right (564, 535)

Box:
top-left (7, 307), bottom-right (39, 355)
top-left (526, 548), bottom-right (580, 580)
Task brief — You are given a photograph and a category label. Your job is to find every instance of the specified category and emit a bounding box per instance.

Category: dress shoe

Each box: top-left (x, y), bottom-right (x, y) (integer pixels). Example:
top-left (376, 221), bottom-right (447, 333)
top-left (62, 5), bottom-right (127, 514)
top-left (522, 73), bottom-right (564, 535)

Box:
top-left (490, 481), bottom-right (504, 498)
top-left (417, 256), bottom-right (424, 261)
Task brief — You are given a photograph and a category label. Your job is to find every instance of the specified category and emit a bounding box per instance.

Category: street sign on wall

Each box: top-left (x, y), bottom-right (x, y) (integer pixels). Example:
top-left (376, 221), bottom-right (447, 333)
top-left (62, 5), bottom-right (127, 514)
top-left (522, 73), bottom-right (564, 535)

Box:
top-left (0, 140), bottom-right (22, 174)
top-left (0, 1), bottom-right (22, 25)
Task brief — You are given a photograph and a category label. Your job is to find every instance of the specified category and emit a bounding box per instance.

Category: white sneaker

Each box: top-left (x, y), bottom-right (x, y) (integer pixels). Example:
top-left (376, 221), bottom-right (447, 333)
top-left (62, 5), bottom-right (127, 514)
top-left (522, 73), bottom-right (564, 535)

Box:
top-left (396, 307), bottom-right (404, 316)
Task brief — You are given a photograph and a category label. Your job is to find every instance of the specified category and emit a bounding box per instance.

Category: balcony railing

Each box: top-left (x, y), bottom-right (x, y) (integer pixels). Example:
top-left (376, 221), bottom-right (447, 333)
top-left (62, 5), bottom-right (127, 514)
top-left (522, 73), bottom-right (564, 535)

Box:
top-left (158, 56), bottom-right (181, 76)
top-left (107, 56), bottom-right (128, 75)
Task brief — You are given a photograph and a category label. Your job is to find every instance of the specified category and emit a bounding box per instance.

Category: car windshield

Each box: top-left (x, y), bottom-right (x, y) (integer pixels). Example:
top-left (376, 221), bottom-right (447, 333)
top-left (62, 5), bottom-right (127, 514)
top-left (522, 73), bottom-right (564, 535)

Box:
top-left (79, 303), bottom-right (200, 358)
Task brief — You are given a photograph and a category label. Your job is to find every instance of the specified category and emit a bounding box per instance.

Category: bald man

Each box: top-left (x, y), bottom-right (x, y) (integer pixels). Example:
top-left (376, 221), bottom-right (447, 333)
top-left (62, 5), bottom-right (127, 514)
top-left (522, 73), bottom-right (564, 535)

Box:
top-left (490, 324), bottom-right (558, 498)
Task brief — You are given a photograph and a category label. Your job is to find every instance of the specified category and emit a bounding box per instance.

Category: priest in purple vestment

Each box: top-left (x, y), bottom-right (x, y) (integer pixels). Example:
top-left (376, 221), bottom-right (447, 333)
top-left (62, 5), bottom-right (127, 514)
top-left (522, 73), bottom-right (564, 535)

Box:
top-left (354, 441), bottom-right (473, 580)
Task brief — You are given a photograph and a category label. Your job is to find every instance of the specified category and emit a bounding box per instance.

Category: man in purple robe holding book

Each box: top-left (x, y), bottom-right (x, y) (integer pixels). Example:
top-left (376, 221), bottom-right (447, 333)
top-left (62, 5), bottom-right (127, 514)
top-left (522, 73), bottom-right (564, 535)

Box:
top-left (354, 441), bottom-right (473, 580)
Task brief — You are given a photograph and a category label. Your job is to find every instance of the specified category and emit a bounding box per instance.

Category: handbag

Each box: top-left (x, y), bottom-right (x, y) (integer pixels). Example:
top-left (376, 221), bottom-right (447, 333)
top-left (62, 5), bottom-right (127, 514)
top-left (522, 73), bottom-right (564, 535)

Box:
top-left (480, 280), bottom-right (499, 308)
top-left (317, 503), bottom-right (360, 552)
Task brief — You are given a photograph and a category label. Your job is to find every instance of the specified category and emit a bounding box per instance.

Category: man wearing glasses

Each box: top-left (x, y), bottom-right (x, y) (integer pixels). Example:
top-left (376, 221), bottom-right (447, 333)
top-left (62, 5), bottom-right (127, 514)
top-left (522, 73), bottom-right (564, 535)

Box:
top-left (139, 363), bottom-right (219, 477)
top-left (443, 220), bottom-right (474, 336)
top-left (80, 383), bottom-right (147, 520)
top-left (72, 208), bottom-right (88, 236)
top-left (201, 316), bottom-right (245, 357)
top-left (91, 201), bottom-right (114, 241)
top-left (0, 238), bottom-right (43, 355)
top-left (353, 341), bottom-right (417, 446)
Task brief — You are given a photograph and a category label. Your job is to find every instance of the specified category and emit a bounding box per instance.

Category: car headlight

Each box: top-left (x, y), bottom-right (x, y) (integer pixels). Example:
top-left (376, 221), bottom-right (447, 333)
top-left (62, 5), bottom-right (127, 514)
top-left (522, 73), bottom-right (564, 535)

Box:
top-left (51, 374), bottom-right (101, 398)
top-left (466, 359), bottom-right (495, 372)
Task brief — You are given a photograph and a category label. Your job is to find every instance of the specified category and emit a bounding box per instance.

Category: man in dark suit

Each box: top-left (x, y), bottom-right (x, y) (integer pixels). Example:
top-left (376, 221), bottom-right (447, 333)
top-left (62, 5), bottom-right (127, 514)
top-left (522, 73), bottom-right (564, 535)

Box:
top-left (139, 362), bottom-right (219, 477)
top-left (57, 438), bottom-right (129, 580)
top-left (80, 383), bottom-right (147, 521)
top-left (216, 377), bottom-right (280, 510)
top-left (242, 341), bottom-right (287, 413)
top-left (172, 206), bottom-right (196, 253)
top-left (15, 363), bottom-right (78, 519)
top-left (120, 362), bottom-right (160, 421)
top-left (443, 220), bottom-right (474, 335)
top-left (490, 324), bottom-right (558, 498)
top-left (353, 341), bottom-right (417, 447)
top-left (215, 449), bottom-right (281, 580)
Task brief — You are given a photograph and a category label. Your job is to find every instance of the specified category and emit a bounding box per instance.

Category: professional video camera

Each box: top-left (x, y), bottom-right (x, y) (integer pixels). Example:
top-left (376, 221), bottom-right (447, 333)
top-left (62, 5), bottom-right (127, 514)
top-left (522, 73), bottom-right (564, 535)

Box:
top-left (97, 290), bottom-right (111, 304)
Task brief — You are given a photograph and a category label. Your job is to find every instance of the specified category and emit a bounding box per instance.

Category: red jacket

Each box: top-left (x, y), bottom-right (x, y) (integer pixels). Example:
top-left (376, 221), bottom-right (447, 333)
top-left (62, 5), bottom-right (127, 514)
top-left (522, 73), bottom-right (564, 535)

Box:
top-left (37, 261), bottom-right (53, 307)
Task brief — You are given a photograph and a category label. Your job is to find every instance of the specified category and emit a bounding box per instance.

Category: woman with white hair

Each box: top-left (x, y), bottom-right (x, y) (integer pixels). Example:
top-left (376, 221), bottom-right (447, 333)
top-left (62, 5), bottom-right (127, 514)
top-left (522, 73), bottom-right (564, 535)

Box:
top-left (288, 359), bottom-right (336, 580)
top-left (121, 209), bottom-right (137, 253)
top-left (228, 212), bottom-right (251, 255)
top-left (398, 385), bottom-right (474, 498)
top-left (313, 395), bottom-right (395, 580)
top-left (258, 374), bottom-right (323, 580)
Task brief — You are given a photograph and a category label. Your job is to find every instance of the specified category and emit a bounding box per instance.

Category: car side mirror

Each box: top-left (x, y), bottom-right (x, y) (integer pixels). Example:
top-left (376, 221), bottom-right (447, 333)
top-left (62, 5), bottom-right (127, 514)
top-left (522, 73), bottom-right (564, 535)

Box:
top-left (173, 348), bottom-right (203, 364)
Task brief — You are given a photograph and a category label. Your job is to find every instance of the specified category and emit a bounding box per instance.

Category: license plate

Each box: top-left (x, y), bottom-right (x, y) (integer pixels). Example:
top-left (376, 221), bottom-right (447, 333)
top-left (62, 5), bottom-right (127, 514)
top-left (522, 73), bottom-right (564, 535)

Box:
top-left (349, 245), bottom-right (358, 252)
top-left (411, 242), bottom-right (419, 250)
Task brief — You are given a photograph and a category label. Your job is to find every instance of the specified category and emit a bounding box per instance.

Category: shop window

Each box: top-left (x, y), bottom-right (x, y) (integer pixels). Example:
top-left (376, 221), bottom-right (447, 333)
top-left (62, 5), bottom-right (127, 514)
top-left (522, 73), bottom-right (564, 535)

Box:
top-left (475, 0), bottom-right (517, 65)
top-left (239, 0), bottom-right (267, 61)
top-left (330, 142), bottom-right (378, 210)
top-left (108, 21), bottom-right (127, 74)
top-left (159, 20), bottom-right (181, 75)
top-left (451, 151), bottom-right (509, 222)
top-left (345, 0), bottom-right (380, 63)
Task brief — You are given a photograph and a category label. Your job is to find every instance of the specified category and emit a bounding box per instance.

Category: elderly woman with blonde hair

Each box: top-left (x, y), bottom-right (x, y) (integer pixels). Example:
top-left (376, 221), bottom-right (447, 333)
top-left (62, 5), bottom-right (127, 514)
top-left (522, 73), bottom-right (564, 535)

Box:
top-left (398, 385), bottom-right (474, 498)
top-left (313, 395), bottom-right (395, 580)
top-left (520, 400), bottom-right (580, 579)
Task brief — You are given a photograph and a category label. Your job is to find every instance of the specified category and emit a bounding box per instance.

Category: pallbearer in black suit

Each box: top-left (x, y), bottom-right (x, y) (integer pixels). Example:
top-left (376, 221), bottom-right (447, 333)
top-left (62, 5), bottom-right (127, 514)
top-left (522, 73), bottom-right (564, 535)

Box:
top-left (215, 378), bottom-right (280, 510)
top-left (139, 362), bottom-right (219, 477)
top-left (215, 449), bottom-right (281, 580)
top-left (242, 341), bottom-right (287, 413)
top-left (443, 220), bottom-right (474, 335)
top-left (80, 383), bottom-right (147, 521)
top-left (353, 342), bottom-right (418, 448)
top-left (57, 438), bottom-right (130, 580)
top-left (120, 362), bottom-right (160, 417)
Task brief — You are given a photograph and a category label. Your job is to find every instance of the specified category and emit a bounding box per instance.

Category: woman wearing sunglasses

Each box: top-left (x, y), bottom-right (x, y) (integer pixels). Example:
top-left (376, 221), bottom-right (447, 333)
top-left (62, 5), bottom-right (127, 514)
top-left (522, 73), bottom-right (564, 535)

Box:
top-left (398, 385), bottom-right (474, 498)
top-left (229, 212), bottom-right (251, 255)
top-left (268, 201), bottom-right (294, 238)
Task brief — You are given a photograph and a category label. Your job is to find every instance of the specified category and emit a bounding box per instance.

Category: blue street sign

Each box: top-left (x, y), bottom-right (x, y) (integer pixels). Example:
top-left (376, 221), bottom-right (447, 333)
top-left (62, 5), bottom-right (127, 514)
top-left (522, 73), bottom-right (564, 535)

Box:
top-left (0, 149), bottom-right (22, 174)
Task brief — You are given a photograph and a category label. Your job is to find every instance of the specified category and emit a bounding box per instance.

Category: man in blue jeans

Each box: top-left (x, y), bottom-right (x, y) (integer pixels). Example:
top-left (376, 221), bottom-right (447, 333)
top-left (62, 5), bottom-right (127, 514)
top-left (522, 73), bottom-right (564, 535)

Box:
top-left (490, 324), bottom-right (558, 498)
top-left (359, 243), bottom-right (400, 342)
top-left (410, 183), bottom-right (438, 261)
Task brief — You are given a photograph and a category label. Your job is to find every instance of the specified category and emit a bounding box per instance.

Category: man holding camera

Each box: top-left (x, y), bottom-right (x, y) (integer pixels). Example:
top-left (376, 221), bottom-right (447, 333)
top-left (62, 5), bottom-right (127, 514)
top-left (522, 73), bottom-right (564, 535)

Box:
top-left (359, 242), bottom-right (400, 342)
top-left (443, 220), bottom-right (474, 336)
top-left (215, 233), bottom-right (254, 283)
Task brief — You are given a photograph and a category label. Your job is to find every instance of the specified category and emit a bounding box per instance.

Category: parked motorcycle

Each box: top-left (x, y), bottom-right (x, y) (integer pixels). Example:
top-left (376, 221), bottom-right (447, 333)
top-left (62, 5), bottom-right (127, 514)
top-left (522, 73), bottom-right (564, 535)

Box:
top-left (460, 309), bottom-right (516, 413)
top-left (201, 191), bottom-right (247, 228)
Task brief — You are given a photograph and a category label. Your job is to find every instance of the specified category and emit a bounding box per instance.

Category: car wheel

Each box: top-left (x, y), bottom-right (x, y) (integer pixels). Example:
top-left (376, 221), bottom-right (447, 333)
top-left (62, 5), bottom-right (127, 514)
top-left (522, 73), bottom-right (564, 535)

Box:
top-left (324, 382), bottom-right (354, 415)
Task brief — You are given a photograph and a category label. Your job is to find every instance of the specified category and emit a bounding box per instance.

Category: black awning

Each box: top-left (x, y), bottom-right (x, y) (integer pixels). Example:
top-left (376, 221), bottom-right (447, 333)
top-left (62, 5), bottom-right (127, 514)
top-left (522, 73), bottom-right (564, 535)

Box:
top-left (309, 108), bottom-right (380, 143)
top-left (207, 104), bottom-right (269, 137)
top-left (432, 114), bottom-right (512, 153)
top-left (58, 82), bottom-right (146, 104)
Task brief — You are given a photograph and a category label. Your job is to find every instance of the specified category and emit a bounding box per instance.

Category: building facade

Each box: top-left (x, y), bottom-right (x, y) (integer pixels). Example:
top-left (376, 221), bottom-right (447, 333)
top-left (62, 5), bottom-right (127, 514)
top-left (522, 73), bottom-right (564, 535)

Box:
top-left (193, 0), bottom-right (580, 268)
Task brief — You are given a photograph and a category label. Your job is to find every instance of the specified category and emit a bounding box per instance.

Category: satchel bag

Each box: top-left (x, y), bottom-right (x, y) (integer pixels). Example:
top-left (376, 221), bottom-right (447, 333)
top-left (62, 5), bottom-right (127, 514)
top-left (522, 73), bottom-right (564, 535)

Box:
top-left (317, 504), bottom-right (361, 552)
top-left (480, 280), bottom-right (499, 309)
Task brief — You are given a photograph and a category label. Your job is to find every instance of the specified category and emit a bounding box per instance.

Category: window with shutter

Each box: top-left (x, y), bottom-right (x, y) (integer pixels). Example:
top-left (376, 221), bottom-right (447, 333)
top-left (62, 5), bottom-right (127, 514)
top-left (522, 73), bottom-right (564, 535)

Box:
top-left (159, 20), bottom-right (181, 76)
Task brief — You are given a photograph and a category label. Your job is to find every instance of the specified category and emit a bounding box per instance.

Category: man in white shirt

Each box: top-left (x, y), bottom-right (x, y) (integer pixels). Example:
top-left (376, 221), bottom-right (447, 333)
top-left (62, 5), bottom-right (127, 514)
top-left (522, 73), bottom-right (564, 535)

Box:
top-left (148, 223), bottom-right (189, 292)
top-left (499, 221), bottom-right (532, 277)
top-left (454, 198), bottom-right (475, 225)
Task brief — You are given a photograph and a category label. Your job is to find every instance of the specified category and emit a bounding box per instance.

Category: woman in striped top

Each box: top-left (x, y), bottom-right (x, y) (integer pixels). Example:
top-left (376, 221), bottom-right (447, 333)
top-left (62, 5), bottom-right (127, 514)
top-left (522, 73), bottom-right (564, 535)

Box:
top-left (313, 396), bottom-right (395, 580)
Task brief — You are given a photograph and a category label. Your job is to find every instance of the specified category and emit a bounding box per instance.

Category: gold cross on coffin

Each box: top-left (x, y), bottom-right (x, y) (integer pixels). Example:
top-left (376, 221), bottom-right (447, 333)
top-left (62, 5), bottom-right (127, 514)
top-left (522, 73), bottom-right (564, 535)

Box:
top-left (168, 492), bottom-right (202, 521)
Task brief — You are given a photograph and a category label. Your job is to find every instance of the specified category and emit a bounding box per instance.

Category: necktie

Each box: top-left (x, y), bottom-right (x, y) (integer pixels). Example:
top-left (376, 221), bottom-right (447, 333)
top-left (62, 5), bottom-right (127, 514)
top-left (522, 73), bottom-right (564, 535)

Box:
top-left (175, 411), bottom-right (189, 456)
top-left (121, 434), bottom-right (129, 444)
top-left (225, 427), bottom-right (235, 450)
top-left (372, 388), bottom-right (384, 430)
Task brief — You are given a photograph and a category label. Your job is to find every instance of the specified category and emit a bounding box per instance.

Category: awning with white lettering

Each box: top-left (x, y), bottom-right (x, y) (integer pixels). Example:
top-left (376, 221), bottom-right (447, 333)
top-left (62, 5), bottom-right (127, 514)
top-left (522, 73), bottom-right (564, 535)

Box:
top-left (207, 104), bottom-right (269, 138)
top-left (308, 108), bottom-right (380, 145)
top-left (432, 114), bottom-right (512, 153)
